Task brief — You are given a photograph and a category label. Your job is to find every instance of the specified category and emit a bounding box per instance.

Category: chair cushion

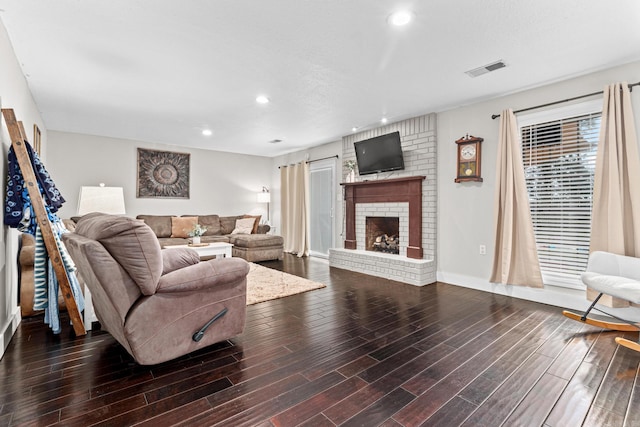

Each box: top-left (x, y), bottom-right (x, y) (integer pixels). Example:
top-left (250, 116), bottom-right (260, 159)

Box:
top-left (75, 213), bottom-right (163, 295)
top-left (581, 272), bottom-right (640, 304)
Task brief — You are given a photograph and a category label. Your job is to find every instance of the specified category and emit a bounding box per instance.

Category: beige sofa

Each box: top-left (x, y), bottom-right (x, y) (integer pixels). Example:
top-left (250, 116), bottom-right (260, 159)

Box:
top-left (18, 214), bottom-right (282, 317)
top-left (136, 214), bottom-right (284, 263)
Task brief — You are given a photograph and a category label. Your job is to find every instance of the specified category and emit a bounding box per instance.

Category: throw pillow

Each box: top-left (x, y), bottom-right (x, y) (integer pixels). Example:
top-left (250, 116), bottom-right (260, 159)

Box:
top-left (243, 214), bottom-right (261, 234)
top-left (232, 217), bottom-right (256, 234)
top-left (171, 216), bottom-right (198, 238)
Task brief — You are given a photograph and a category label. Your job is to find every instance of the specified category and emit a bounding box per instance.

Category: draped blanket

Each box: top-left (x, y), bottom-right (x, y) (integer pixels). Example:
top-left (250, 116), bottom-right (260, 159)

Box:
top-left (4, 140), bottom-right (83, 333)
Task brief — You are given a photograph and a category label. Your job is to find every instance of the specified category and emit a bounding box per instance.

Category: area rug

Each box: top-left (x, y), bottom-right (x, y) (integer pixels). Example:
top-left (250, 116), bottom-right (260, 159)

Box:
top-left (246, 263), bottom-right (326, 305)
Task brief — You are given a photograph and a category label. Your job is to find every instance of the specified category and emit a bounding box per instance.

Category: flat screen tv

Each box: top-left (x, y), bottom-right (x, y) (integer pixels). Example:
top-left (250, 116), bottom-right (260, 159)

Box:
top-left (354, 131), bottom-right (405, 175)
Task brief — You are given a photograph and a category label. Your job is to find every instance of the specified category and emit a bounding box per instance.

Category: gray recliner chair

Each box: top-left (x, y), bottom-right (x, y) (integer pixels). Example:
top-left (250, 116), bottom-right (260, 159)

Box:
top-left (62, 213), bottom-right (249, 365)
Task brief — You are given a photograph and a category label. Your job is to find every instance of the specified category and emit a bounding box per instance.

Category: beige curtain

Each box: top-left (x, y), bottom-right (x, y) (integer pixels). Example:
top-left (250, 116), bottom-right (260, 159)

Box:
top-left (490, 109), bottom-right (544, 288)
top-left (281, 162), bottom-right (310, 257)
top-left (588, 82), bottom-right (640, 306)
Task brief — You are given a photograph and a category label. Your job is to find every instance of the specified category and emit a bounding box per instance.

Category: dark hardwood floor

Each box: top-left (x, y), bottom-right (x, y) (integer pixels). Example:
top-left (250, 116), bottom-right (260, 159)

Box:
top-left (2, 254), bottom-right (640, 426)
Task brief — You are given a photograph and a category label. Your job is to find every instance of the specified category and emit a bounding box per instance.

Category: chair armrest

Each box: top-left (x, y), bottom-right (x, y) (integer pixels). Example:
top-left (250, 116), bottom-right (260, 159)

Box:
top-left (157, 257), bottom-right (249, 293)
top-left (161, 247), bottom-right (200, 275)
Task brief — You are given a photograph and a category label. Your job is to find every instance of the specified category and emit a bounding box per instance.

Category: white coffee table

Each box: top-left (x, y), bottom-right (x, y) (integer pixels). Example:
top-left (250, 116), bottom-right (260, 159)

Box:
top-left (164, 242), bottom-right (233, 259)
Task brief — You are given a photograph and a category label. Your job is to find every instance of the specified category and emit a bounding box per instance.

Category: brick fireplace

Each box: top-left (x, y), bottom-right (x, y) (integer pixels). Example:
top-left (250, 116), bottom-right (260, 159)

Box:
top-left (329, 113), bottom-right (437, 286)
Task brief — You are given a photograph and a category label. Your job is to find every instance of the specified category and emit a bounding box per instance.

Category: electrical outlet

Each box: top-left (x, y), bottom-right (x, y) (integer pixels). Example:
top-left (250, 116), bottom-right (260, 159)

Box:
top-left (479, 244), bottom-right (486, 255)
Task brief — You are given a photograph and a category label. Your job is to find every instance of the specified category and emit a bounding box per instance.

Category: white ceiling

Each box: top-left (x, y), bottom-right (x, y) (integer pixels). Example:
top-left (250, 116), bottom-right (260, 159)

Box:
top-left (1, 0), bottom-right (639, 157)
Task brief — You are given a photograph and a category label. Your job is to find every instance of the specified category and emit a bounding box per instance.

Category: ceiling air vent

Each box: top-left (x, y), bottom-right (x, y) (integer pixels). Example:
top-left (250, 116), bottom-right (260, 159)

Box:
top-left (465, 60), bottom-right (506, 78)
top-left (268, 139), bottom-right (283, 144)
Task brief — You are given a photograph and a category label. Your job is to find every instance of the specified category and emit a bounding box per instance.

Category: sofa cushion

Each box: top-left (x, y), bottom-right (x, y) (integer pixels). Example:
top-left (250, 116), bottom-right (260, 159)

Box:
top-left (220, 215), bottom-right (244, 235)
top-left (161, 247), bottom-right (200, 275)
top-left (171, 216), bottom-right (197, 238)
top-left (137, 215), bottom-right (172, 238)
top-left (75, 213), bottom-right (163, 296)
top-left (232, 217), bottom-right (256, 234)
top-left (190, 214), bottom-right (221, 236)
top-left (228, 233), bottom-right (284, 248)
top-left (201, 235), bottom-right (230, 244)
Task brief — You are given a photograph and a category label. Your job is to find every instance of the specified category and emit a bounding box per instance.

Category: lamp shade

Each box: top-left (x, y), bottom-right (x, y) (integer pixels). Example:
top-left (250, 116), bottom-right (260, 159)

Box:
top-left (77, 185), bottom-right (126, 215)
top-left (257, 191), bottom-right (271, 203)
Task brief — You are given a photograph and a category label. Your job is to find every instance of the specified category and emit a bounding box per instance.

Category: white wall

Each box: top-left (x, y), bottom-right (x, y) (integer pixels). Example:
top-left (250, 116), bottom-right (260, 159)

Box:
top-left (47, 131), bottom-right (274, 220)
top-left (437, 60), bottom-right (640, 312)
top-left (0, 17), bottom-right (46, 358)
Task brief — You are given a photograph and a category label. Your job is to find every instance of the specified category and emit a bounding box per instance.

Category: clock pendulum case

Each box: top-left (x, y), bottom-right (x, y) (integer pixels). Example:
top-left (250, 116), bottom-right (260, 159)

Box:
top-left (454, 134), bottom-right (483, 183)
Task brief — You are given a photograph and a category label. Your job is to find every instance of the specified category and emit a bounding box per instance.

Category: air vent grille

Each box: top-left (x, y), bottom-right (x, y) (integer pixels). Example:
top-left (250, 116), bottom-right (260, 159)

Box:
top-left (268, 139), bottom-right (283, 144)
top-left (465, 60), bottom-right (506, 78)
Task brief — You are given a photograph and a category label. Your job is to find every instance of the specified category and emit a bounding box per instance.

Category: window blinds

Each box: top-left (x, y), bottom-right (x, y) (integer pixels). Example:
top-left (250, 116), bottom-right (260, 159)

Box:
top-left (521, 113), bottom-right (601, 289)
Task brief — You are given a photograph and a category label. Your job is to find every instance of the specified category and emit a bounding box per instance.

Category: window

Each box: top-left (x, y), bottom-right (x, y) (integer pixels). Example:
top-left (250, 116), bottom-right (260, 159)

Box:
top-left (519, 101), bottom-right (601, 289)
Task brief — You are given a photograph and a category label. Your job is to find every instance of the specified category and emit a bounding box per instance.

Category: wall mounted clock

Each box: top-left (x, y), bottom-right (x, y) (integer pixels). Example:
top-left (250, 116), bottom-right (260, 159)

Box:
top-left (455, 134), bottom-right (483, 183)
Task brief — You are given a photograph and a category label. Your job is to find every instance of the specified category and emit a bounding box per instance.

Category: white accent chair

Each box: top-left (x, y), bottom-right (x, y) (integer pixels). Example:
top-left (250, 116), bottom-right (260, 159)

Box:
top-left (563, 251), bottom-right (640, 352)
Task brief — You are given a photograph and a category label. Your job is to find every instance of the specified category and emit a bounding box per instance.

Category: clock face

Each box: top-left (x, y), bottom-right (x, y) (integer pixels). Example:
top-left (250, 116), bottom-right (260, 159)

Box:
top-left (460, 144), bottom-right (476, 160)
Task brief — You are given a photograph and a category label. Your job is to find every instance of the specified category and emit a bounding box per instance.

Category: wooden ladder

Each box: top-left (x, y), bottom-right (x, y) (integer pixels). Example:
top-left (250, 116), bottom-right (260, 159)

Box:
top-left (2, 108), bottom-right (85, 335)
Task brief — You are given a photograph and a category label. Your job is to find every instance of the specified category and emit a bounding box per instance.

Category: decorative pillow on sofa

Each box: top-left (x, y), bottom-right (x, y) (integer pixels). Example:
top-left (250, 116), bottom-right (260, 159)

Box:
top-left (232, 217), bottom-right (256, 234)
top-left (243, 214), bottom-right (261, 234)
top-left (171, 216), bottom-right (198, 238)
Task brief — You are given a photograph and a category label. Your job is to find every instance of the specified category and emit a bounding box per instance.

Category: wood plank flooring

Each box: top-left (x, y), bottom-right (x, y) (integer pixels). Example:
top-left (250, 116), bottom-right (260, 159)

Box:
top-left (1, 254), bottom-right (640, 426)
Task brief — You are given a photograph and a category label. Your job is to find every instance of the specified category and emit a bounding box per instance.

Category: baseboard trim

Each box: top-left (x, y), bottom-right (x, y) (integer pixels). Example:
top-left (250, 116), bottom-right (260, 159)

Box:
top-left (1, 307), bottom-right (21, 360)
top-left (436, 271), bottom-right (590, 310)
top-left (436, 271), bottom-right (640, 321)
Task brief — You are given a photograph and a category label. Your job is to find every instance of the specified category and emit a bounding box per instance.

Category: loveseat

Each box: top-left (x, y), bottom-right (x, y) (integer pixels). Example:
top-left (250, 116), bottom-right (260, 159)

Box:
top-left (136, 214), bottom-right (284, 263)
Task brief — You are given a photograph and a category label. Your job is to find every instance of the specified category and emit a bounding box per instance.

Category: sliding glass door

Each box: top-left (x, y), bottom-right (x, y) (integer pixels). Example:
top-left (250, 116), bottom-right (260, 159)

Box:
top-left (309, 159), bottom-right (335, 258)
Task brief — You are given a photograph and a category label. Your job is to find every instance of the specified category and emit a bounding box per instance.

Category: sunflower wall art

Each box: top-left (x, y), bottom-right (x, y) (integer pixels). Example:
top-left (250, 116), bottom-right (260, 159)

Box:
top-left (137, 148), bottom-right (190, 198)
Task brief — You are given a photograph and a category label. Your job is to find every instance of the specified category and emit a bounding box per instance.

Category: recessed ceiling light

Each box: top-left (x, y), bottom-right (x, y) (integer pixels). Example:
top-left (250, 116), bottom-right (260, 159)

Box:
top-left (381, 117), bottom-right (388, 124)
top-left (388, 10), bottom-right (414, 26)
top-left (202, 129), bottom-right (212, 136)
top-left (256, 95), bottom-right (270, 104)
top-left (352, 127), bottom-right (358, 132)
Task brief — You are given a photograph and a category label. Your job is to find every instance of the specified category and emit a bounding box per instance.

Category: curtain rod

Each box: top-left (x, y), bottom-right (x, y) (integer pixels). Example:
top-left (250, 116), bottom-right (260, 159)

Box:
top-left (278, 154), bottom-right (339, 169)
top-left (306, 155), bottom-right (339, 164)
top-left (491, 81), bottom-right (640, 120)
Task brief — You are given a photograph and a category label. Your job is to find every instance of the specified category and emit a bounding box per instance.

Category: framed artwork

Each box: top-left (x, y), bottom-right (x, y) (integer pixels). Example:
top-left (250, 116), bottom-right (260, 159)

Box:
top-left (33, 124), bottom-right (41, 155)
top-left (137, 148), bottom-right (190, 198)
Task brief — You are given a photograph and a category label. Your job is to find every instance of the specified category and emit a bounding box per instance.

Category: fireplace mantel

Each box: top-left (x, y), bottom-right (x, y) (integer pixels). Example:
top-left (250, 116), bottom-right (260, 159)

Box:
top-left (341, 176), bottom-right (425, 259)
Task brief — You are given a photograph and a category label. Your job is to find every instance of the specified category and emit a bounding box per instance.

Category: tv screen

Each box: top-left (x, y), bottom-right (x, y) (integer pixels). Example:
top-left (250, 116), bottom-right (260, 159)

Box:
top-left (354, 131), bottom-right (405, 175)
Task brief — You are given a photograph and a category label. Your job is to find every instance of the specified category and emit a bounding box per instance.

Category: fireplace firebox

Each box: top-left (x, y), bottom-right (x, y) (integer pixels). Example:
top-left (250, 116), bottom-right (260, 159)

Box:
top-left (366, 217), bottom-right (399, 254)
